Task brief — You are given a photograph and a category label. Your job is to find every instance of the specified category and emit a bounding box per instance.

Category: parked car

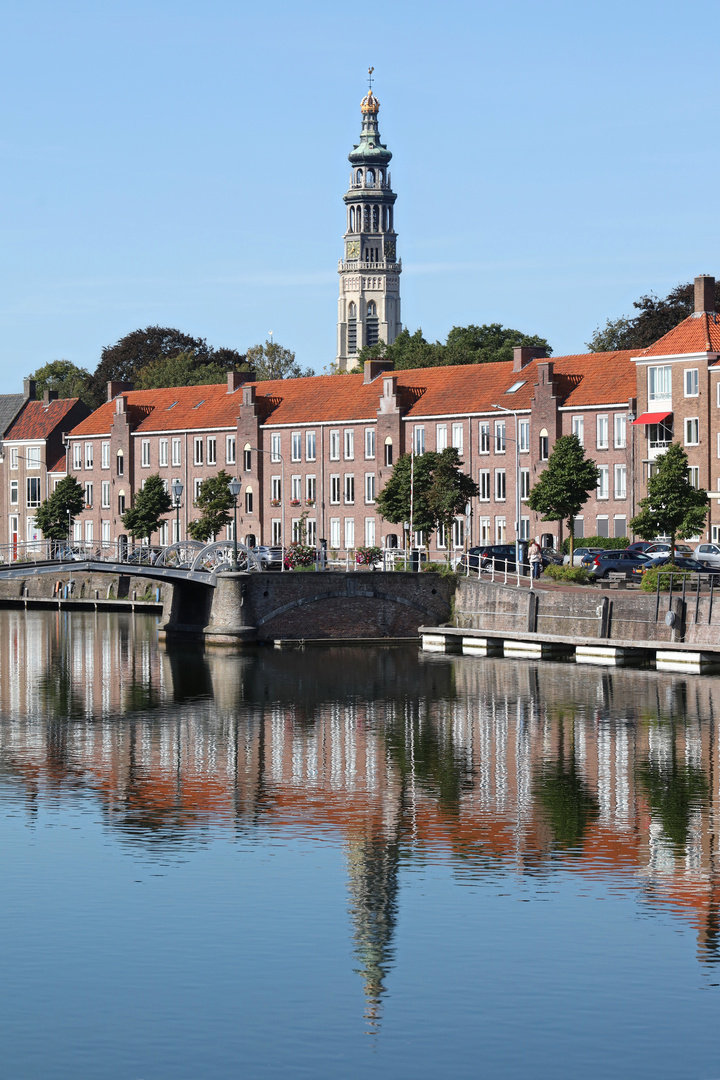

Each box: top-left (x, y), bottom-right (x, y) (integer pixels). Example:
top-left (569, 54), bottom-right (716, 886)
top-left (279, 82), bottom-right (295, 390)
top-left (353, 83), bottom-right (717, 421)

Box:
top-left (584, 549), bottom-right (652, 579)
top-left (126, 546), bottom-right (163, 565)
top-left (625, 541), bottom-right (655, 553)
top-left (251, 545), bottom-right (285, 571)
top-left (643, 542), bottom-right (693, 557)
top-left (542, 547), bottom-right (564, 566)
top-left (563, 546), bottom-right (604, 567)
top-left (636, 555), bottom-right (720, 579)
top-left (694, 543), bottom-right (720, 568)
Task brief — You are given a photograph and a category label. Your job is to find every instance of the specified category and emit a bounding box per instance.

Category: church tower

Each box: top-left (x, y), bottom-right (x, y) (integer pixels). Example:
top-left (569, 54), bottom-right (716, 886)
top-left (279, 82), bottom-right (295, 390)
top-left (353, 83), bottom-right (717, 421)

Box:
top-left (336, 72), bottom-right (402, 372)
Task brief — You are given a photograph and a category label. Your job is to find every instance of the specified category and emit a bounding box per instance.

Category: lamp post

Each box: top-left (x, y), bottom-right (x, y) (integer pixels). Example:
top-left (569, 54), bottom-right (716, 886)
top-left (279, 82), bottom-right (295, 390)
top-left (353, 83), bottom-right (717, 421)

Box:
top-left (171, 478), bottom-right (184, 545)
top-left (228, 477), bottom-right (242, 570)
top-left (492, 404), bottom-right (522, 572)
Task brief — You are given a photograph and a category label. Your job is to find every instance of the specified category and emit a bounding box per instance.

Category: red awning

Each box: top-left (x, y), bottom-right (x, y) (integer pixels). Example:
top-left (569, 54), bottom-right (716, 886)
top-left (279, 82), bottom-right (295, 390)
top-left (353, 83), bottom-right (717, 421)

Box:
top-left (632, 411), bottom-right (672, 425)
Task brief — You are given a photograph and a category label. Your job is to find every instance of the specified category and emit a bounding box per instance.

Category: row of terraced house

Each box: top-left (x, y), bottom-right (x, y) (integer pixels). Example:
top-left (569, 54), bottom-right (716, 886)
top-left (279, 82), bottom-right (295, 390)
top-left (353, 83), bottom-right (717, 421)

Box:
top-left (2, 275), bottom-right (720, 559)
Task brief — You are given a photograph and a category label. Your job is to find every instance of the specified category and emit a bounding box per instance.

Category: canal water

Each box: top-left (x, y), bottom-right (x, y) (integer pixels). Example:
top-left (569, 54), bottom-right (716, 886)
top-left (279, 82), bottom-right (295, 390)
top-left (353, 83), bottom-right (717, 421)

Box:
top-left (1, 610), bottom-right (720, 1079)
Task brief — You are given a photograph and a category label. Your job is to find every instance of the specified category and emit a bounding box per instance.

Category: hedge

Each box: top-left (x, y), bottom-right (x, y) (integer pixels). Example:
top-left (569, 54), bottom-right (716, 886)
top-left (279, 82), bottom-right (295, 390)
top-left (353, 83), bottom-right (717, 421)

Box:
top-left (561, 535), bottom-right (627, 555)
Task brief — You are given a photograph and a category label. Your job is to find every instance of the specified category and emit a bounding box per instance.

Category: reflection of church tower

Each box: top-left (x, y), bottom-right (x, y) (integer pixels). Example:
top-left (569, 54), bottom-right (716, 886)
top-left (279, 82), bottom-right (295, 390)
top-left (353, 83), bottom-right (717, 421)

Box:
top-left (346, 837), bottom-right (400, 1028)
top-left (336, 70), bottom-right (402, 372)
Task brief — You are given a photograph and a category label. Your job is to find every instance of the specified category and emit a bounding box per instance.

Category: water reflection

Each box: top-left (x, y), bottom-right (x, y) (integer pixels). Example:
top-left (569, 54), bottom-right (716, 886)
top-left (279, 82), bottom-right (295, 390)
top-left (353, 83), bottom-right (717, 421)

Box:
top-left (2, 610), bottom-right (720, 1020)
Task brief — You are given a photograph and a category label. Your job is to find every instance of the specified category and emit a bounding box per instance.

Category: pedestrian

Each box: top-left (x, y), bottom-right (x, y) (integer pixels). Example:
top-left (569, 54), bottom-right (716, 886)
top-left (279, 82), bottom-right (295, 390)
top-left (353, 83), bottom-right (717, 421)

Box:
top-left (528, 538), bottom-right (543, 580)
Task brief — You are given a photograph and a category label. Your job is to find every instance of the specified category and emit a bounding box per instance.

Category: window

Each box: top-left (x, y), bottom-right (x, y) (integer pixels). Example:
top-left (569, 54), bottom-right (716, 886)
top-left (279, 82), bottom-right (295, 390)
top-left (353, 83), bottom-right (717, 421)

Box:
top-left (25, 446), bottom-right (41, 470)
top-left (10, 448), bottom-right (18, 470)
top-left (26, 477), bottom-right (41, 508)
top-left (194, 437), bottom-right (203, 465)
top-left (330, 518), bottom-right (340, 548)
top-left (478, 516), bottom-right (491, 543)
top-left (85, 443), bottom-right (93, 469)
top-left (118, 493), bottom-right (125, 514)
top-left (520, 468), bottom-right (530, 501)
top-left (495, 517), bottom-right (506, 542)
top-left (344, 518), bottom-right (355, 549)
top-left (452, 518), bottom-right (465, 549)
top-left (225, 436), bottom-right (236, 465)
top-left (291, 432), bottom-right (302, 462)
top-left (597, 464), bottom-right (609, 499)
top-left (84, 482), bottom-right (93, 508)
top-left (330, 475), bottom-right (340, 504)
top-left (73, 520), bottom-right (82, 543)
top-left (436, 424), bottom-right (447, 451)
top-left (159, 439), bottom-right (168, 467)
top-left (596, 415), bottom-right (608, 450)
top-left (291, 475), bottom-right (301, 502)
top-left (364, 428), bottom-right (375, 459)
top-left (520, 517), bottom-right (530, 541)
top-left (365, 518), bottom-right (376, 547)
top-left (451, 423), bottom-right (463, 454)
top-left (649, 418), bottom-right (673, 449)
top-left (101, 442), bottom-right (110, 469)
top-left (307, 519), bottom-right (317, 546)
top-left (507, 380), bottom-right (526, 394)
top-left (413, 426), bottom-right (425, 455)
top-left (272, 519), bottom-right (282, 545)
top-left (141, 440), bottom-right (151, 467)
top-left (519, 420), bottom-right (530, 453)
top-left (73, 443), bottom-right (82, 470)
top-left (101, 520), bottom-right (110, 547)
top-left (330, 430), bottom-right (340, 460)
top-left (614, 414), bottom-right (626, 449)
top-left (271, 433), bottom-right (282, 462)
top-left (271, 476), bottom-right (282, 502)
top-left (244, 445), bottom-right (252, 471)
top-left (572, 416), bottom-right (584, 445)
top-left (614, 464), bottom-right (626, 499)
top-left (344, 429), bottom-right (355, 460)
top-left (10, 480), bottom-right (18, 505)
top-left (539, 430), bottom-right (549, 460)
top-left (291, 518), bottom-right (301, 544)
top-left (495, 421), bottom-right (506, 453)
top-left (384, 439), bottom-right (393, 466)
top-left (495, 469), bottom-right (506, 501)
top-left (116, 451), bottom-right (124, 476)
top-left (171, 438), bottom-right (181, 467)
top-left (365, 473), bottom-right (375, 503)
top-left (437, 523), bottom-right (447, 549)
top-left (596, 516), bottom-right (609, 538)
top-left (85, 520), bottom-right (93, 545)
top-left (685, 368), bottom-right (699, 397)
top-left (101, 481), bottom-right (110, 508)
top-left (306, 475), bottom-right (316, 503)
top-left (306, 431), bottom-right (317, 461)
top-left (207, 437), bottom-right (217, 466)
top-left (648, 365), bottom-right (672, 402)
top-left (245, 489), bottom-right (253, 514)
top-left (688, 466), bottom-right (700, 489)
top-left (479, 422), bottom-right (490, 454)
top-left (685, 417), bottom-right (700, 446)
top-left (478, 469), bottom-right (491, 501)
top-left (613, 516), bottom-right (627, 539)
top-left (344, 474), bottom-right (355, 504)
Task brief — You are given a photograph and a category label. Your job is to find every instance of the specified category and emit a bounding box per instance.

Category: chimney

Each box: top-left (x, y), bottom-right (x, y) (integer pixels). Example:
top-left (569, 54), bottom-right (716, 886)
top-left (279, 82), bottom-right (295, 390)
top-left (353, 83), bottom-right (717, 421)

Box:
top-left (227, 370), bottom-right (256, 392)
top-left (513, 346), bottom-right (546, 372)
top-left (537, 360), bottom-right (555, 385)
top-left (694, 275), bottom-right (715, 315)
top-left (43, 389), bottom-right (59, 404)
top-left (23, 378), bottom-right (36, 400)
top-left (107, 380), bottom-right (133, 401)
top-left (242, 385), bottom-right (256, 406)
top-left (364, 358), bottom-right (394, 384)
top-left (115, 394), bottom-right (127, 414)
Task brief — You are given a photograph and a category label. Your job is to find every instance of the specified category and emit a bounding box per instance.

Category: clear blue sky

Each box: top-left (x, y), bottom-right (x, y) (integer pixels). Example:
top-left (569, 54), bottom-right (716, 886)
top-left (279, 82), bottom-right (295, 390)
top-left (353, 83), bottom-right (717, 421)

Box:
top-left (0, 0), bottom-right (718, 391)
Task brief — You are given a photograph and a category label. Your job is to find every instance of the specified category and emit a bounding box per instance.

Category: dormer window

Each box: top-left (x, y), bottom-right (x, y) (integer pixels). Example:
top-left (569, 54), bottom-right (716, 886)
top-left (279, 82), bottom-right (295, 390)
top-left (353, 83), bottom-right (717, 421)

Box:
top-left (506, 380), bottom-right (526, 394)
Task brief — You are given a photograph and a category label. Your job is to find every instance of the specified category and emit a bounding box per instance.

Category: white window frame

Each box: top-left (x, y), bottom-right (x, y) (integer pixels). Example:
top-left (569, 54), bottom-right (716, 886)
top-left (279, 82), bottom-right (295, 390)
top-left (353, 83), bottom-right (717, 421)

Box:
top-left (207, 436), bottom-right (217, 466)
top-left (84, 481), bottom-right (93, 508)
top-left (171, 438), bottom-right (181, 467)
top-left (158, 439), bottom-right (168, 467)
top-left (344, 429), bottom-right (355, 460)
top-left (193, 437), bottom-right (203, 465)
top-left (271, 433), bottom-right (282, 463)
top-left (648, 365), bottom-right (672, 403)
top-left (597, 464), bottom-right (609, 500)
top-left (72, 444), bottom-right (82, 470)
top-left (306, 431), bottom-right (317, 462)
top-left (344, 517), bottom-right (355, 549)
top-left (329, 430), bottom-right (340, 461)
top-left (330, 474), bottom-right (340, 504)
top-left (101, 480), bottom-right (110, 509)
top-left (571, 416), bottom-right (584, 446)
top-left (364, 473), bottom-right (375, 504)
top-left (291, 475), bottom-right (302, 502)
top-left (451, 423), bottom-right (463, 455)
top-left (291, 432), bottom-right (302, 462)
top-left (494, 421), bottom-right (506, 454)
top-left (596, 415), bottom-right (608, 450)
top-left (271, 476), bottom-right (282, 503)
top-left (306, 475), bottom-right (316, 503)
top-left (436, 424), bottom-right (448, 452)
top-left (413, 426), bottom-right (425, 455)
top-left (344, 474), bottom-right (355, 504)
top-left (688, 465), bottom-right (700, 489)
top-left (479, 421), bottom-right (490, 454)
top-left (364, 428), bottom-right (375, 459)
top-left (101, 441), bottom-right (110, 469)
top-left (141, 439), bottom-right (151, 467)
top-left (10, 479), bottom-right (18, 505)
top-left (685, 417), bottom-right (700, 446)
top-left (614, 464), bottom-right (626, 500)
top-left (520, 467), bottom-right (530, 501)
top-left (614, 414), bottom-right (627, 449)
top-left (226, 435), bottom-right (236, 465)
top-left (495, 468), bottom-right (506, 501)
top-left (478, 469), bottom-right (491, 501)
top-left (518, 420), bottom-right (530, 453)
top-left (84, 442), bottom-right (93, 469)
top-left (685, 368), bottom-right (699, 397)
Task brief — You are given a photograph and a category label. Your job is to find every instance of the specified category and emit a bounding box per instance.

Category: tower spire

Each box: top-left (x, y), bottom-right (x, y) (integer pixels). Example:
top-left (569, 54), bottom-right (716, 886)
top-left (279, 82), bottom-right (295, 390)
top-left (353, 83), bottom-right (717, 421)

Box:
top-left (336, 75), bottom-right (402, 372)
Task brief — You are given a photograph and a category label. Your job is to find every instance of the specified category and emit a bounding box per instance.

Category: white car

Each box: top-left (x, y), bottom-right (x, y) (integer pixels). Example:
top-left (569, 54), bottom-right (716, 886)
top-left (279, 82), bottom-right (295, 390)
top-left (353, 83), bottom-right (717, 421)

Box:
top-left (694, 543), bottom-right (720, 568)
top-left (563, 546), bottom-right (603, 567)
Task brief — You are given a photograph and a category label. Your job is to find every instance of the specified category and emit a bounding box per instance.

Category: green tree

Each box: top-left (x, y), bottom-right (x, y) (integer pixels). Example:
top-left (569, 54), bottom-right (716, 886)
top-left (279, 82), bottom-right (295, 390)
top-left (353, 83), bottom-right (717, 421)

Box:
top-left (188, 470), bottom-right (235, 541)
top-left (135, 351), bottom-right (235, 389)
top-left (376, 449), bottom-right (478, 550)
top-left (29, 359), bottom-right (95, 409)
top-left (630, 443), bottom-right (708, 559)
top-left (428, 448), bottom-right (479, 561)
top-left (34, 476), bottom-right (85, 544)
top-left (527, 434), bottom-right (599, 564)
top-left (587, 279), bottom-right (720, 352)
top-left (245, 339), bottom-right (312, 380)
top-left (443, 324), bottom-right (551, 366)
top-left (121, 474), bottom-right (173, 542)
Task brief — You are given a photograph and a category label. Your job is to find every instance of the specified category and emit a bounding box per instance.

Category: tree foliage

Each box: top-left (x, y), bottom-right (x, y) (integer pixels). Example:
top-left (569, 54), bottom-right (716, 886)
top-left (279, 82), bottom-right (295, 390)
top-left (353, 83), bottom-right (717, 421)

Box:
top-left (630, 443), bottom-right (708, 557)
top-left (34, 476), bottom-right (86, 541)
top-left (135, 351), bottom-right (232, 389)
top-left (376, 449), bottom-right (478, 549)
top-left (188, 470), bottom-right (235, 541)
top-left (527, 435), bottom-right (599, 562)
top-left (245, 339), bottom-right (313, 381)
top-left (29, 360), bottom-right (95, 409)
top-left (587, 279), bottom-right (720, 352)
top-left (356, 324), bottom-right (552, 371)
top-left (122, 474), bottom-right (173, 541)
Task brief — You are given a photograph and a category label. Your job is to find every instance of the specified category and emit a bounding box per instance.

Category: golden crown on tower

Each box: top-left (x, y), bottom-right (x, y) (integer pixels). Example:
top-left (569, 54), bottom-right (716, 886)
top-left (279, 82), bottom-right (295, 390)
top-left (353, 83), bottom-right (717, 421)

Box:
top-left (361, 67), bottom-right (379, 113)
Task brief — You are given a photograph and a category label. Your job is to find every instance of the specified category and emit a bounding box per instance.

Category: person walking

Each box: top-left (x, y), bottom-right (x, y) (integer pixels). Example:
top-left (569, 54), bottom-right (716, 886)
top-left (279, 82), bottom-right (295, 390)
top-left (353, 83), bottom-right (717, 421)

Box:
top-left (528, 538), bottom-right (543, 581)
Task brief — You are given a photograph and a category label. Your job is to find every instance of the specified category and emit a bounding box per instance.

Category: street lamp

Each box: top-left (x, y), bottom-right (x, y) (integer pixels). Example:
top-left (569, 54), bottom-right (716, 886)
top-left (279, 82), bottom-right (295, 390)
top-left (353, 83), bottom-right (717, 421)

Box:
top-left (491, 404), bottom-right (522, 573)
top-left (228, 477), bottom-right (242, 570)
top-left (171, 479), bottom-right (184, 544)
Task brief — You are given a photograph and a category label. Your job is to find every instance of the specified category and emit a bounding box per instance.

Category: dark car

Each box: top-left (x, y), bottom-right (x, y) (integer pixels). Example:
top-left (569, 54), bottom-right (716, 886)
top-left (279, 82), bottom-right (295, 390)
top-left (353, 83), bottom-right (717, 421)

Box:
top-left (626, 541), bottom-right (655, 553)
top-left (635, 555), bottom-right (720, 579)
top-left (584, 549), bottom-right (652, 579)
top-left (542, 547), bottom-right (564, 566)
top-left (459, 543), bottom-right (552, 575)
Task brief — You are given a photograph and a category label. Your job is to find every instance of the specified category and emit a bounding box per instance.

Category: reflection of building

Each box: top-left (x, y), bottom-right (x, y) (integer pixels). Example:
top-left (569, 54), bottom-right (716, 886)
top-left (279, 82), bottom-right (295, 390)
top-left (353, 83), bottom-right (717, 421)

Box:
top-left (1, 618), bottom-right (720, 988)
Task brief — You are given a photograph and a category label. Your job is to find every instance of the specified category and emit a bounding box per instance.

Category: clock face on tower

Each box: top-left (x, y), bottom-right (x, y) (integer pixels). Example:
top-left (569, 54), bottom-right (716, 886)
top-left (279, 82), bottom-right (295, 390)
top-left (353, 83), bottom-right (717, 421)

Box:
top-left (346, 240), bottom-right (360, 259)
top-left (384, 240), bottom-right (396, 261)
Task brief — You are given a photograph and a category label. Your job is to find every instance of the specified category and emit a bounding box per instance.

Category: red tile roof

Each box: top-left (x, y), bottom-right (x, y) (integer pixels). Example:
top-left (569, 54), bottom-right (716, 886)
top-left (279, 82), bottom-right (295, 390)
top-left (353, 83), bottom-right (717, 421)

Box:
top-left (66, 351), bottom-right (637, 438)
top-left (4, 398), bottom-right (82, 441)
top-left (639, 312), bottom-right (720, 357)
